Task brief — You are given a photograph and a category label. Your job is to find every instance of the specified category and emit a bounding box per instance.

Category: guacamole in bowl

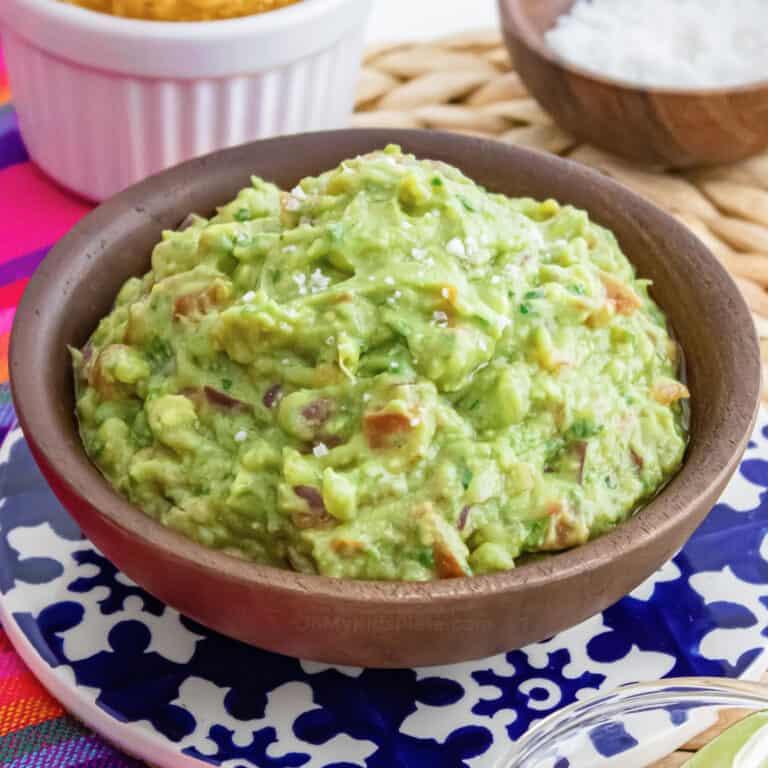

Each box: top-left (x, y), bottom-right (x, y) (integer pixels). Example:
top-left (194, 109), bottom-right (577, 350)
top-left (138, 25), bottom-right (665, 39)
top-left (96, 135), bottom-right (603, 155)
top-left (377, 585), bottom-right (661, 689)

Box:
top-left (72, 145), bottom-right (688, 581)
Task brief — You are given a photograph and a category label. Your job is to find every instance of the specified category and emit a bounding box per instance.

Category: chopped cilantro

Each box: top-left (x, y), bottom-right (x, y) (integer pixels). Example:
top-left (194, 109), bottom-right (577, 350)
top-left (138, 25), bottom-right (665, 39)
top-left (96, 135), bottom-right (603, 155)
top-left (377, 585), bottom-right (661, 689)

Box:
top-left (469, 399), bottom-right (481, 411)
top-left (565, 419), bottom-right (603, 440)
top-left (431, 177), bottom-right (443, 187)
top-left (544, 437), bottom-right (566, 468)
top-left (524, 289), bottom-right (543, 300)
top-left (525, 518), bottom-right (549, 548)
top-left (221, 378), bottom-right (233, 391)
top-left (234, 208), bottom-right (251, 222)
top-left (519, 303), bottom-right (531, 315)
top-left (567, 283), bottom-right (585, 295)
top-left (461, 467), bottom-right (474, 490)
top-left (416, 547), bottom-right (435, 568)
top-left (604, 475), bottom-right (618, 489)
top-left (85, 435), bottom-right (105, 458)
top-left (459, 195), bottom-right (476, 212)
top-left (145, 337), bottom-right (173, 370)
top-left (272, 269), bottom-right (281, 284)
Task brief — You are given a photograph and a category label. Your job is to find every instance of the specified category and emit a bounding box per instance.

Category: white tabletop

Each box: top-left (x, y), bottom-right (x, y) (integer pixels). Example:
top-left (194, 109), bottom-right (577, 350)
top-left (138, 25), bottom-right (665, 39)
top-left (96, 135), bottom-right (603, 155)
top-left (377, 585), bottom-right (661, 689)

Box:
top-left (365, 0), bottom-right (499, 43)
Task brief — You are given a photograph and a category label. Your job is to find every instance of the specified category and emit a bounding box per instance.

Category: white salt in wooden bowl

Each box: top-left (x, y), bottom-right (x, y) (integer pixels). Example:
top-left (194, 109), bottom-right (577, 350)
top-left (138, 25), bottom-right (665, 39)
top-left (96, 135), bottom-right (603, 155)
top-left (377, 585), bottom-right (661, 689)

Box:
top-left (499, 0), bottom-right (768, 168)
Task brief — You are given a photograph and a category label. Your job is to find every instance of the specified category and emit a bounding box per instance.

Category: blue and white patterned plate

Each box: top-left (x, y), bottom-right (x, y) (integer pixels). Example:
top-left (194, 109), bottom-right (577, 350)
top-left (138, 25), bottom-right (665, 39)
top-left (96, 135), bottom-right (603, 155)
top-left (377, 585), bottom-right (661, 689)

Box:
top-left (2, 410), bottom-right (768, 768)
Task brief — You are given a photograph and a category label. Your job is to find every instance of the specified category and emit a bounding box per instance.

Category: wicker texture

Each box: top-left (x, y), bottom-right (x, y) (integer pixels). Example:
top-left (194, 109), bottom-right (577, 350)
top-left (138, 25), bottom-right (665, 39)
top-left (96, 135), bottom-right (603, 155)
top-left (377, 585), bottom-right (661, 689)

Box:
top-left (354, 31), bottom-right (768, 402)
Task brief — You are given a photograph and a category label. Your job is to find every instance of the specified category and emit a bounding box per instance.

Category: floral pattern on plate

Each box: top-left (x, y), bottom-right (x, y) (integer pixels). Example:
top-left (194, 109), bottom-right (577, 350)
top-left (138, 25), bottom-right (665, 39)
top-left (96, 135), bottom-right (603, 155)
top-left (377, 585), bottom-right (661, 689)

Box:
top-left (1, 415), bottom-right (768, 768)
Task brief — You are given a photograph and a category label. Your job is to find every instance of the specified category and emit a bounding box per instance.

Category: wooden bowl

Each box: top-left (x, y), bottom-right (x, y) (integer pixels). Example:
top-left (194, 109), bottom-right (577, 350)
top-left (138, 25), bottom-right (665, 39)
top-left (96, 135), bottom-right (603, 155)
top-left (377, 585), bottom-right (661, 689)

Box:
top-left (9, 129), bottom-right (760, 667)
top-left (499, 0), bottom-right (768, 168)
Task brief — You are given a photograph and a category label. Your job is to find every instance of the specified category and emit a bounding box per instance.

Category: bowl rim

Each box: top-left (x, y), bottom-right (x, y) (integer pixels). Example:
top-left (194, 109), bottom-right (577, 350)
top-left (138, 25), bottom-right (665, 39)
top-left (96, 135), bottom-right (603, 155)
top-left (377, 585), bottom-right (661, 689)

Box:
top-left (6, 0), bottom-right (335, 34)
top-left (0, 0), bottom-right (370, 79)
top-left (499, 0), bottom-right (768, 96)
top-left (9, 128), bottom-right (762, 606)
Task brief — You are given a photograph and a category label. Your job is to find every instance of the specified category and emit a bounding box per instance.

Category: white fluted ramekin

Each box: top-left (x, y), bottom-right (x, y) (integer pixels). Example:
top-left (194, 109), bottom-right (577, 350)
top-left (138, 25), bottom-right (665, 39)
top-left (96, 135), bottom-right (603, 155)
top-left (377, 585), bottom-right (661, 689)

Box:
top-left (0, 0), bottom-right (372, 201)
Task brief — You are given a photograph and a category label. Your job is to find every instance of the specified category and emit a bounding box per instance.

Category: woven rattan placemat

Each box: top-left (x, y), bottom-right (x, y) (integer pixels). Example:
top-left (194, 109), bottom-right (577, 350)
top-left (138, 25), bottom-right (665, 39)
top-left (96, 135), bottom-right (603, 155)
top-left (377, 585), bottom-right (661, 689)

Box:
top-left (354, 30), bottom-right (768, 409)
top-left (354, 32), bottom-right (768, 763)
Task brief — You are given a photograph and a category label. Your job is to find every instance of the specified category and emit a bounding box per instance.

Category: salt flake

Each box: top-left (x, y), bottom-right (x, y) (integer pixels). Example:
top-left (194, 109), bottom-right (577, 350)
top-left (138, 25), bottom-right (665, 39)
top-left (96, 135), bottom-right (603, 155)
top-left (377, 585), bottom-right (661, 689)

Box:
top-left (446, 238), bottom-right (466, 258)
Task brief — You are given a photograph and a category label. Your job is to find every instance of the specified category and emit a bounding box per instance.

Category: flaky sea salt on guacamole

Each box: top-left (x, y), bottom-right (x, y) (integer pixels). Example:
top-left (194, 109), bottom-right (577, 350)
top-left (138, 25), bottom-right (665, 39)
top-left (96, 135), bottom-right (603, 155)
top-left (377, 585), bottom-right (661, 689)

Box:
top-left (72, 145), bottom-right (689, 580)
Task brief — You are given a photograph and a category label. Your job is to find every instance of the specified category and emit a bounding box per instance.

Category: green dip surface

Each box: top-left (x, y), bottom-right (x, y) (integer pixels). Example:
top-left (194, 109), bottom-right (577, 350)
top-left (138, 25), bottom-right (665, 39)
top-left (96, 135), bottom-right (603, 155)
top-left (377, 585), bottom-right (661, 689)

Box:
top-left (72, 145), bottom-right (689, 580)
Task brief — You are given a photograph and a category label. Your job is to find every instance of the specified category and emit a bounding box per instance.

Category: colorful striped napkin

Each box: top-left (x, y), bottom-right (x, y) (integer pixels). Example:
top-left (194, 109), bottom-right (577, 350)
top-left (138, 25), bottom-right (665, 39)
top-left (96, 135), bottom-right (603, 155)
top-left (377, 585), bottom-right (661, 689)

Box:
top-left (0, 44), bottom-right (145, 767)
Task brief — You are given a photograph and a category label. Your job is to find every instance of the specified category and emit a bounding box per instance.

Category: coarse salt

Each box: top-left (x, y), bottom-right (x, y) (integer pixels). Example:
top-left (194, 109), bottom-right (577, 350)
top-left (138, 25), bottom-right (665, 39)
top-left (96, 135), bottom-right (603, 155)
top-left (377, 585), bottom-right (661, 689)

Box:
top-left (234, 430), bottom-right (248, 443)
top-left (313, 442), bottom-right (329, 457)
top-left (384, 276), bottom-right (396, 285)
top-left (284, 196), bottom-right (300, 211)
top-left (546, 0), bottom-right (768, 89)
top-left (446, 237), bottom-right (466, 258)
top-left (242, 290), bottom-right (256, 302)
top-left (309, 268), bottom-right (331, 293)
top-left (292, 185), bottom-right (307, 199)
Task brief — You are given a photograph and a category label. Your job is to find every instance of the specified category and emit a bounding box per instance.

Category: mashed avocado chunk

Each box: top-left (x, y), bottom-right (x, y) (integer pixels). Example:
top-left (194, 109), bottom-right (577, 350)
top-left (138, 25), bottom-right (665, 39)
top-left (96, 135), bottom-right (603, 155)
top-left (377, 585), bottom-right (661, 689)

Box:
top-left (72, 145), bottom-right (689, 580)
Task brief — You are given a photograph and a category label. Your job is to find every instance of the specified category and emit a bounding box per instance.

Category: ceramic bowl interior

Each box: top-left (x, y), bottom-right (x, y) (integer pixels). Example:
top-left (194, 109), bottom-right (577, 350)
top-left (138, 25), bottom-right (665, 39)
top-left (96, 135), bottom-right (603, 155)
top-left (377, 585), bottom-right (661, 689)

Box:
top-left (9, 129), bottom-right (761, 667)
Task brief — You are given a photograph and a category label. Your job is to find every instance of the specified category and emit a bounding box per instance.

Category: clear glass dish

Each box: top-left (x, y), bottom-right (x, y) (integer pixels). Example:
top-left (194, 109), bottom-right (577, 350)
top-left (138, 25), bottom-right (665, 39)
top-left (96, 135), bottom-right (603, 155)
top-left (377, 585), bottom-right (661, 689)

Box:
top-left (503, 677), bottom-right (768, 767)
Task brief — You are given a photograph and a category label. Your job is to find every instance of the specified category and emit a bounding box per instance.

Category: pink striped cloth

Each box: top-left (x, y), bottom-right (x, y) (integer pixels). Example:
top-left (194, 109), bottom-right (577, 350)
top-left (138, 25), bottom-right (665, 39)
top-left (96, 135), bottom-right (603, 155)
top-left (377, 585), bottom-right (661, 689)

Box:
top-left (0, 40), bottom-right (142, 768)
top-left (0, 41), bottom-right (94, 381)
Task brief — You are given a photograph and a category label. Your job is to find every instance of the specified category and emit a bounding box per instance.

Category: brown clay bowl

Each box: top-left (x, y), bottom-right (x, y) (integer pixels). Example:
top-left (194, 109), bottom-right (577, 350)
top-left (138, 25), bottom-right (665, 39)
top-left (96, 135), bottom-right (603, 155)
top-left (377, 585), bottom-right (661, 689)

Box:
top-left (9, 129), bottom-right (761, 667)
top-left (499, 0), bottom-right (768, 168)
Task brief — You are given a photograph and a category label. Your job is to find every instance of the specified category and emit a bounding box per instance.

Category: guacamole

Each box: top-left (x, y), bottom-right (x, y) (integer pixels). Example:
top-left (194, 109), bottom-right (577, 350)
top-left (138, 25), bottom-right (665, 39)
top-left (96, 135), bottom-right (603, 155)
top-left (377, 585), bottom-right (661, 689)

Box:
top-left (683, 712), bottom-right (768, 767)
top-left (72, 145), bottom-right (689, 580)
